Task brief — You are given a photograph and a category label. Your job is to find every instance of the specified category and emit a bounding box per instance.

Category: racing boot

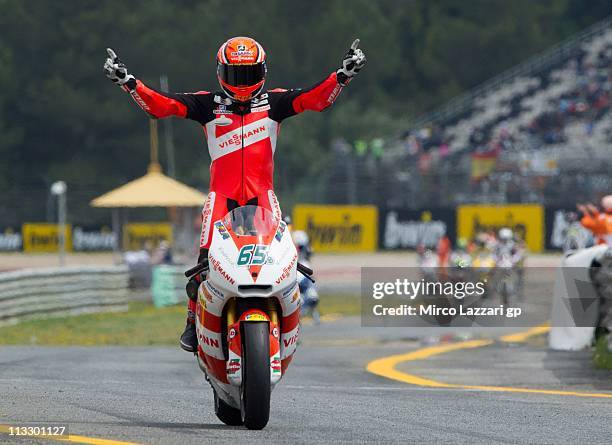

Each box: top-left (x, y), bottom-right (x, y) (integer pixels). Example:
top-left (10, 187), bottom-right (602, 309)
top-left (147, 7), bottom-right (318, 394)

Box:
top-left (179, 305), bottom-right (198, 353)
top-left (180, 249), bottom-right (208, 353)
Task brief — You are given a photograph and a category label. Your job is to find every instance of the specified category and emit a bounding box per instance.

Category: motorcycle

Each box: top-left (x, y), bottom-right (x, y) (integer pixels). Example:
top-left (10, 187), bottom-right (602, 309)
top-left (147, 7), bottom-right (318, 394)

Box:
top-left (494, 251), bottom-right (520, 305)
top-left (184, 205), bottom-right (313, 430)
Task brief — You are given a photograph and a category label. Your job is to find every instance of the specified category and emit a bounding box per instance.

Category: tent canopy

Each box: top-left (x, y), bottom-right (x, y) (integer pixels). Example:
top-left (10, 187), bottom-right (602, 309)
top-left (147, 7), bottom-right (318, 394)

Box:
top-left (91, 165), bottom-right (206, 208)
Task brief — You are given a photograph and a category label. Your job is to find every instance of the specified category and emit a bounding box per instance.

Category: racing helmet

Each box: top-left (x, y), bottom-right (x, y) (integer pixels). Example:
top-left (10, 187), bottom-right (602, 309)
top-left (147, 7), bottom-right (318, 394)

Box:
top-left (498, 227), bottom-right (513, 242)
top-left (602, 195), bottom-right (612, 213)
top-left (217, 36), bottom-right (267, 102)
top-left (292, 230), bottom-right (310, 249)
top-left (475, 232), bottom-right (488, 248)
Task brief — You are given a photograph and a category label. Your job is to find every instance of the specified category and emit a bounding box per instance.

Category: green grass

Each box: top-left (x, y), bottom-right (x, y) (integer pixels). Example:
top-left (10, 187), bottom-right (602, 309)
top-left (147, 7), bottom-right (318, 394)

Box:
top-left (0, 302), bottom-right (185, 346)
top-left (593, 335), bottom-right (612, 370)
top-left (319, 293), bottom-right (360, 316)
top-left (0, 293), bottom-right (359, 346)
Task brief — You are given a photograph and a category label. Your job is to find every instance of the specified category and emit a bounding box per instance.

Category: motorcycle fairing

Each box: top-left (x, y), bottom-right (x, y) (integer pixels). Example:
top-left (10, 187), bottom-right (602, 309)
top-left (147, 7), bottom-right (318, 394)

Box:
top-left (195, 206), bottom-right (300, 408)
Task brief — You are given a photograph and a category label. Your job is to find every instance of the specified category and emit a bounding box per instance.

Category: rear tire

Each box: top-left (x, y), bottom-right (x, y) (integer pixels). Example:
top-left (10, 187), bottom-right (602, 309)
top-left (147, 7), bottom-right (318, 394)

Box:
top-left (240, 321), bottom-right (270, 430)
top-left (214, 390), bottom-right (243, 426)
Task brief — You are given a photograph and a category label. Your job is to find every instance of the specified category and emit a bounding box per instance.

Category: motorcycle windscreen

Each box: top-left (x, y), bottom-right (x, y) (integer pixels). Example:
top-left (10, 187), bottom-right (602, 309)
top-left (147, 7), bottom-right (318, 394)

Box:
top-left (223, 205), bottom-right (279, 244)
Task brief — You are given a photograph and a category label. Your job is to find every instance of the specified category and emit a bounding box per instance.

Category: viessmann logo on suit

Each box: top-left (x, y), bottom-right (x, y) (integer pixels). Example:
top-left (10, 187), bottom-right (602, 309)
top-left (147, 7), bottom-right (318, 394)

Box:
top-left (212, 118), bottom-right (278, 157)
top-left (218, 124), bottom-right (267, 149)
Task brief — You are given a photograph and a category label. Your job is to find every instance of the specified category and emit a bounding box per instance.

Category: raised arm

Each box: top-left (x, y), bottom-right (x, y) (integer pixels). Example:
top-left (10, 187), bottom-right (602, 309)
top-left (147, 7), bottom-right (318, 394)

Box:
top-left (268, 39), bottom-right (367, 121)
top-left (103, 48), bottom-right (209, 121)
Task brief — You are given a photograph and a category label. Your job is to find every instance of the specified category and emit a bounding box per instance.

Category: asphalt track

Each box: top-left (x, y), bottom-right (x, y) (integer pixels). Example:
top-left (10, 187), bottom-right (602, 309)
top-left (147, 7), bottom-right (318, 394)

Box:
top-left (1, 318), bottom-right (611, 445)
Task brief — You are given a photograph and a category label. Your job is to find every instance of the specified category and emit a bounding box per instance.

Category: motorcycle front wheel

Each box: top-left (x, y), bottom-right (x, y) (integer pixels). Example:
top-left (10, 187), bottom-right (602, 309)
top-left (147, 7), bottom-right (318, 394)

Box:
top-left (240, 321), bottom-right (271, 430)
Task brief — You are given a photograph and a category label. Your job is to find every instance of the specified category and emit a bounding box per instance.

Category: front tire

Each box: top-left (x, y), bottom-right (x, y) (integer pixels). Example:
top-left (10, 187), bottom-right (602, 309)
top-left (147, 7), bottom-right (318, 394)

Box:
top-left (214, 389), bottom-right (243, 426)
top-left (240, 321), bottom-right (270, 430)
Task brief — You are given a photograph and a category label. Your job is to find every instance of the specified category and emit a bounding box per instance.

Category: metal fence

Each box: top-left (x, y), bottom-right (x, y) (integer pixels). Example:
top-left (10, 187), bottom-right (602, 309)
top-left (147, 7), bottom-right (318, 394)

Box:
top-left (323, 148), bottom-right (612, 210)
top-left (0, 265), bottom-right (129, 326)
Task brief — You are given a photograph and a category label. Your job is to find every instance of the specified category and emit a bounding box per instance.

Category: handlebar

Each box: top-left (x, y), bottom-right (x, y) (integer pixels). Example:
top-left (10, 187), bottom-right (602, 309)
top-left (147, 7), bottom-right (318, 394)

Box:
top-left (184, 260), bottom-right (209, 278)
top-left (297, 262), bottom-right (313, 276)
top-left (297, 262), bottom-right (315, 283)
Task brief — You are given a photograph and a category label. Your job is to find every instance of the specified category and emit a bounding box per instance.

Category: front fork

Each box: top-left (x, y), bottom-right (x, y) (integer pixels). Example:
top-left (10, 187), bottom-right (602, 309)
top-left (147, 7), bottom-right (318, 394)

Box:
top-left (225, 299), bottom-right (282, 386)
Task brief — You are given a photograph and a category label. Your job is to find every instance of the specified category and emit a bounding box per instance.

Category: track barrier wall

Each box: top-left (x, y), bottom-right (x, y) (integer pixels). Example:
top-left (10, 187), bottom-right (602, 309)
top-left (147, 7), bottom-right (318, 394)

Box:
top-left (0, 205), bottom-right (584, 254)
top-left (0, 266), bottom-right (129, 326)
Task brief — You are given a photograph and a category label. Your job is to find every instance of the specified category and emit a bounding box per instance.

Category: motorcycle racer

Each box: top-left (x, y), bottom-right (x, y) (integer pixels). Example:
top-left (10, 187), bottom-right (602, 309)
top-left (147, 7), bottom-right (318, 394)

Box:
top-left (104, 37), bottom-right (366, 352)
top-left (495, 227), bottom-right (526, 296)
top-left (292, 229), bottom-right (312, 263)
top-left (495, 227), bottom-right (524, 265)
top-left (292, 230), bottom-right (319, 323)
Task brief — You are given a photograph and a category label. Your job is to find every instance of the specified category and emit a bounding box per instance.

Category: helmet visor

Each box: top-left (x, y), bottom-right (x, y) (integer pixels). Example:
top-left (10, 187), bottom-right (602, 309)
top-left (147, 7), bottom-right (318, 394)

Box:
top-left (218, 63), bottom-right (266, 87)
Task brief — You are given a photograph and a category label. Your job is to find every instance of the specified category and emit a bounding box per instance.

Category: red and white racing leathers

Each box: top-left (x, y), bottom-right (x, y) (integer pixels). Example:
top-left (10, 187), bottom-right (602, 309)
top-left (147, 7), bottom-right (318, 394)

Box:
top-left (123, 72), bottom-right (344, 249)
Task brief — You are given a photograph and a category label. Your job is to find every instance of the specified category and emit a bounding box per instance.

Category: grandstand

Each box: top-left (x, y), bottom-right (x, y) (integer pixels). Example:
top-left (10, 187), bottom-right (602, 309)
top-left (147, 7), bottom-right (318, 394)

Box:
top-left (372, 16), bottom-right (612, 210)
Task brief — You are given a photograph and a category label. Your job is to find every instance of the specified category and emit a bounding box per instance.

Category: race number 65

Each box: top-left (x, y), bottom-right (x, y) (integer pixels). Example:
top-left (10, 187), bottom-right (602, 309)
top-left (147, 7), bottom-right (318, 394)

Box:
top-left (237, 244), bottom-right (268, 266)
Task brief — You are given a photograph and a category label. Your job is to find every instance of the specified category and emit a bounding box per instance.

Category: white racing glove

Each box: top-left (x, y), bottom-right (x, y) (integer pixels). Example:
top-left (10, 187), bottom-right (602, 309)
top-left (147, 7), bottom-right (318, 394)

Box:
top-left (103, 48), bottom-right (135, 88)
top-left (336, 39), bottom-right (367, 86)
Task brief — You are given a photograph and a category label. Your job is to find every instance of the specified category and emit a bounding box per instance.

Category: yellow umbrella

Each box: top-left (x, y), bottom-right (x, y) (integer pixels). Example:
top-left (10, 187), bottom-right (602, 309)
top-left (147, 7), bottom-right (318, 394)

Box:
top-left (91, 165), bottom-right (205, 208)
top-left (91, 120), bottom-right (206, 208)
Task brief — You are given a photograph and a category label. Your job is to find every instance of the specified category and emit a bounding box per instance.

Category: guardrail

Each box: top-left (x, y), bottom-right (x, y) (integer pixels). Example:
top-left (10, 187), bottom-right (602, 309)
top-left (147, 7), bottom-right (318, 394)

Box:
top-left (0, 266), bottom-right (129, 326)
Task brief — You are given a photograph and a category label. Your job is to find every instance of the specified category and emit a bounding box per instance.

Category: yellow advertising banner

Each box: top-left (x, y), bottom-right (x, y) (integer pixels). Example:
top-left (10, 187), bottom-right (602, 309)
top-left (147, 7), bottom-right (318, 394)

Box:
top-left (457, 204), bottom-right (544, 252)
top-left (123, 223), bottom-right (173, 251)
top-left (293, 205), bottom-right (378, 252)
top-left (22, 223), bottom-right (72, 253)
